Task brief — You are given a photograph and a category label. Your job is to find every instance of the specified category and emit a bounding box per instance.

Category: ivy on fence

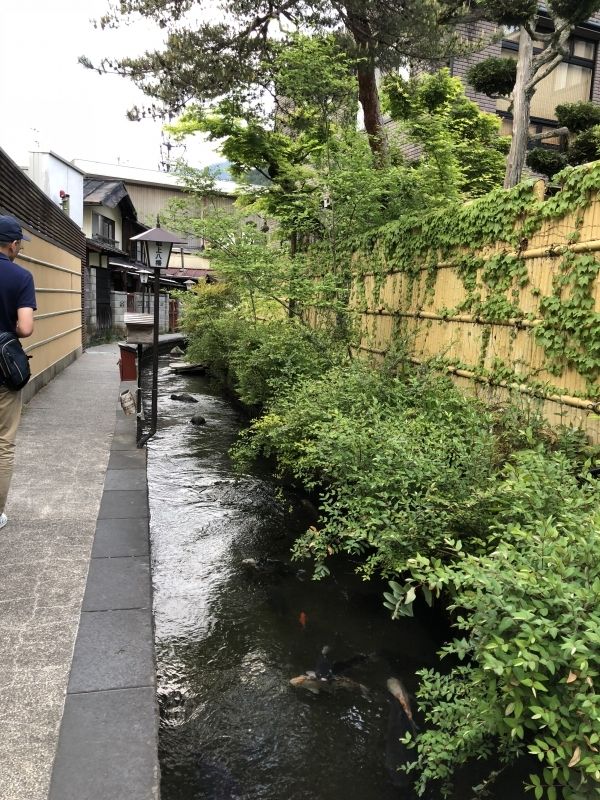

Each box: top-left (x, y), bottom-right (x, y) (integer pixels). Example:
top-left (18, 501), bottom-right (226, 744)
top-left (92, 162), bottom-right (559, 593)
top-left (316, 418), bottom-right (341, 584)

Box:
top-left (349, 162), bottom-right (600, 397)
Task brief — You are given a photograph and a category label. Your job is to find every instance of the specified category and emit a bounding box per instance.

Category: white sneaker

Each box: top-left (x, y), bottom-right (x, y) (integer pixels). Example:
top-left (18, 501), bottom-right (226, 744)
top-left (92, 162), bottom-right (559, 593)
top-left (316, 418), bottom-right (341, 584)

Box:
top-left (0, 513), bottom-right (7, 530)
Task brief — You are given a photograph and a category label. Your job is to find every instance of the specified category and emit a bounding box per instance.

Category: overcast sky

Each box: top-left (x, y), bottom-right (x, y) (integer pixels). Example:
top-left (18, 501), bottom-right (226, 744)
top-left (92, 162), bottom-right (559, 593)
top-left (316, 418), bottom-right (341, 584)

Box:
top-left (1, 0), bottom-right (221, 171)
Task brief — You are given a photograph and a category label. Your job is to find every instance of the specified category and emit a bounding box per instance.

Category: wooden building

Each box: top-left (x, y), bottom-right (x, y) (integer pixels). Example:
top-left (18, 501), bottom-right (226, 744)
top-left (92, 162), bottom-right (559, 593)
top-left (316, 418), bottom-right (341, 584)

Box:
top-left (0, 147), bottom-right (85, 402)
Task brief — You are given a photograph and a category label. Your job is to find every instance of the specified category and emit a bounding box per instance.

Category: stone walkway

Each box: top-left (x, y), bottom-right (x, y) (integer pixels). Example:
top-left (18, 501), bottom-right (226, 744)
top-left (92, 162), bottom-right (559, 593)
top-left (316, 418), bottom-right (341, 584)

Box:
top-left (0, 344), bottom-right (159, 800)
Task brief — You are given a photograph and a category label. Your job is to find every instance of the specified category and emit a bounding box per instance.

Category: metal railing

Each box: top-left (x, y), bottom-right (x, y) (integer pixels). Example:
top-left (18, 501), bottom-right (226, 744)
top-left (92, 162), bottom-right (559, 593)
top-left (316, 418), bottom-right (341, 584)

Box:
top-left (92, 232), bottom-right (120, 249)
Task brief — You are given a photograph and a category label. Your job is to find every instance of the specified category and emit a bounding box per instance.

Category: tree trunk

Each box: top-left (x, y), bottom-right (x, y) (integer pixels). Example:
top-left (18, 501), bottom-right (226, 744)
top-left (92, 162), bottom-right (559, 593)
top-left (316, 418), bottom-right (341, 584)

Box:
top-left (343, 3), bottom-right (389, 164)
top-left (288, 231), bottom-right (297, 318)
top-left (504, 28), bottom-right (533, 189)
top-left (357, 58), bottom-right (388, 164)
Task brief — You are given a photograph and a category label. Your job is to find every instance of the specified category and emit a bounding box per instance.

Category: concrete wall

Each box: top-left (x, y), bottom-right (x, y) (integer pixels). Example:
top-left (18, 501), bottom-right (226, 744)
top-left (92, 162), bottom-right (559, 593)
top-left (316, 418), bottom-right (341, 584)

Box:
top-left (111, 291), bottom-right (169, 334)
top-left (28, 152), bottom-right (85, 228)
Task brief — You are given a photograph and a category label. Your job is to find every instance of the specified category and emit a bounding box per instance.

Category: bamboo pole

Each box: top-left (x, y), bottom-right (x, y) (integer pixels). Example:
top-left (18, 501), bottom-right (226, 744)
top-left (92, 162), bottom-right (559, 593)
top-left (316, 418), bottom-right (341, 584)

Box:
top-left (353, 346), bottom-right (600, 413)
top-left (356, 238), bottom-right (600, 278)
top-left (355, 309), bottom-right (541, 328)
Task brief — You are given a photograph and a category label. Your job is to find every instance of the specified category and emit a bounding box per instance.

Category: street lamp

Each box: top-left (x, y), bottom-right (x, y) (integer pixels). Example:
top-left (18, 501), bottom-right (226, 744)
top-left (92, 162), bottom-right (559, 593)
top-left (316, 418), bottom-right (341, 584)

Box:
top-left (184, 279), bottom-right (196, 291)
top-left (137, 268), bottom-right (152, 313)
top-left (130, 223), bottom-right (185, 447)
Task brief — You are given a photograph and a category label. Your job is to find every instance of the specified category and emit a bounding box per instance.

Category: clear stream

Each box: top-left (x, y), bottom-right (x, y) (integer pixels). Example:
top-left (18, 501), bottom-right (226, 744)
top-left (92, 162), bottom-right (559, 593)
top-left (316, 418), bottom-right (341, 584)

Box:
top-left (146, 357), bottom-right (527, 800)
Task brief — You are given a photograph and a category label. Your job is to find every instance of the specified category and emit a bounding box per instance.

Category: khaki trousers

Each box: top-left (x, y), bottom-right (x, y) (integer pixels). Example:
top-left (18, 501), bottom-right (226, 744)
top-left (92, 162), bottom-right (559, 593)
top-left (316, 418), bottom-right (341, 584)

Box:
top-left (0, 385), bottom-right (22, 514)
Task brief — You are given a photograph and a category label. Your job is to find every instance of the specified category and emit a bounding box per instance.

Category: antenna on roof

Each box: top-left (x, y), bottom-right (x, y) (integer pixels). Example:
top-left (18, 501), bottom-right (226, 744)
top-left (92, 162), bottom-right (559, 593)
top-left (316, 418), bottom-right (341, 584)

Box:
top-left (158, 110), bottom-right (186, 173)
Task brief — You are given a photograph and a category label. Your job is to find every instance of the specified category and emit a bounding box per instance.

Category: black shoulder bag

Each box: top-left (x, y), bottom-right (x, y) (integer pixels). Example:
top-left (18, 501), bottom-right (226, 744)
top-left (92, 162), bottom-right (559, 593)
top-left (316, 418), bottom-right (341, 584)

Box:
top-left (0, 332), bottom-right (31, 390)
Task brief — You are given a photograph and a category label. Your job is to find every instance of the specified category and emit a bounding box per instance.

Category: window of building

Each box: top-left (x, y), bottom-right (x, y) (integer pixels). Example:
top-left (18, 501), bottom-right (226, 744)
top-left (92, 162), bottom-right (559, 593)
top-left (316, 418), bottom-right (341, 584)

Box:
top-left (573, 39), bottom-right (595, 60)
top-left (92, 212), bottom-right (117, 246)
top-left (129, 240), bottom-right (143, 262)
top-left (496, 34), bottom-right (595, 124)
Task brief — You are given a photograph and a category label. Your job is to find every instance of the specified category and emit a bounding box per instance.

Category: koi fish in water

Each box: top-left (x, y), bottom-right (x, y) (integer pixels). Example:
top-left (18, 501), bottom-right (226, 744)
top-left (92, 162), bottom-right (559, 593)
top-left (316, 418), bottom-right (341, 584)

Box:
top-left (290, 646), bottom-right (370, 695)
top-left (387, 677), bottom-right (418, 732)
top-left (289, 673), bottom-right (369, 696)
top-left (298, 611), bottom-right (307, 629)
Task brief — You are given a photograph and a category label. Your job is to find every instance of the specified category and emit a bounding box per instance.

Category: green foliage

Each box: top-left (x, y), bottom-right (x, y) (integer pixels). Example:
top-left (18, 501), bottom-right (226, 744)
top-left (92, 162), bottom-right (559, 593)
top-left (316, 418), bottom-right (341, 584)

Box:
top-left (384, 69), bottom-right (461, 119)
top-left (393, 451), bottom-right (600, 798)
top-left (167, 106), bottom-right (306, 184)
top-left (481, 0), bottom-right (538, 25)
top-left (270, 34), bottom-right (358, 137)
top-left (556, 102), bottom-right (600, 135)
top-left (167, 38), bottom-right (461, 261)
top-left (234, 359), bottom-right (499, 578)
top-left (526, 148), bottom-right (568, 180)
top-left (466, 56), bottom-right (518, 97)
top-left (534, 252), bottom-right (600, 384)
top-left (568, 125), bottom-right (600, 167)
top-left (352, 161), bottom-right (600, 392)
top-left (539, 104), bottom-right (600, 175)
top-left (383, 69), bottom-right (507, 197)
top-left (179, 279), bottom-right (347, 407)
top-left (549, 0), bottom-right (600, 23)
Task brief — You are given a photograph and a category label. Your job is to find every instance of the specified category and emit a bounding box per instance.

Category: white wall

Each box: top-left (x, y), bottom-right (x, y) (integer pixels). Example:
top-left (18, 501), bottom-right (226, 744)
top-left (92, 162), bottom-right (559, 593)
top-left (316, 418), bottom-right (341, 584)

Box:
top-left (82, 205), bottom-right (123, 250)
top-left (28, 151), bottom-right (84, 227)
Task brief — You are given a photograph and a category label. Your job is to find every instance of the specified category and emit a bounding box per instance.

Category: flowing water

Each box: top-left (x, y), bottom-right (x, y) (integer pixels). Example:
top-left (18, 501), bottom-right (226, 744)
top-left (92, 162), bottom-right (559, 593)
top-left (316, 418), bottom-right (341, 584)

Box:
top-left (146, 357), bottom-right (526, 800)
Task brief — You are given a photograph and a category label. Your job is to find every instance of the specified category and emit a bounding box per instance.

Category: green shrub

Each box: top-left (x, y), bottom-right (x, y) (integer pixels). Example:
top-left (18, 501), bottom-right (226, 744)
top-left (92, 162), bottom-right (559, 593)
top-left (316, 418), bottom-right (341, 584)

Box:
top-left (235, 360), bottom-right (498, 577)
top-left (555, 101), bottom-right (600, 134)
top-left (227, 320), bottom-right (346, 407)
top-left (466, 57), bottom-right (518, 97)
top-left (526, 148), bottom-right (568, 179)
top-left (387, 451), bottom-right (600, 798)
top-left (568, 125), bottom-right (600, 166)
top-left (178, 282), bottom-right (346, 408)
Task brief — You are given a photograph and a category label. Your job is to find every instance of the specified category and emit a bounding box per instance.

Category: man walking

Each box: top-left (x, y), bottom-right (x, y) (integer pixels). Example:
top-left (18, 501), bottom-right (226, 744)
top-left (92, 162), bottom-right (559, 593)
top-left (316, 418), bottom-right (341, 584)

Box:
top-left (0, 215), bottom-right (36, 529)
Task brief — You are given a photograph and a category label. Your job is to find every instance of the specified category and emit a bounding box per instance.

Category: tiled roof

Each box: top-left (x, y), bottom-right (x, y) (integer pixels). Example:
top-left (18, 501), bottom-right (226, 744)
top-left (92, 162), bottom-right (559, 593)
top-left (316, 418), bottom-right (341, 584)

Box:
top-left (83, 179), bottom-right (128, 208)
top-left (85, 236), bottom-right (128, 257)
top-left (165, 267), bottom-right (214, 279)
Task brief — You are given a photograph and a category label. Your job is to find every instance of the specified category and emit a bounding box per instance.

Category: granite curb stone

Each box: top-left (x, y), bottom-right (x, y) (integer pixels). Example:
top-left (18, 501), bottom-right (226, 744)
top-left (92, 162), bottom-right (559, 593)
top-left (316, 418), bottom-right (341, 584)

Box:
top-left (48, 688), bottom-right (160, 800)
top-left (82, 556), bottom-right (151, 611)
top-left (67, 609), bottom-right (155, 694)
top-left (92, 518), bottom-right (150, 558)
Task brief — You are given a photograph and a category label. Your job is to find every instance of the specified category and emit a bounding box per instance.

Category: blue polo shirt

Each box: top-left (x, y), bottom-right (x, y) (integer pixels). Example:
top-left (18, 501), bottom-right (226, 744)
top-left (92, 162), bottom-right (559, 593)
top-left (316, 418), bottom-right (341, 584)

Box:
top-left (0, 252), bottom-right (37, 333)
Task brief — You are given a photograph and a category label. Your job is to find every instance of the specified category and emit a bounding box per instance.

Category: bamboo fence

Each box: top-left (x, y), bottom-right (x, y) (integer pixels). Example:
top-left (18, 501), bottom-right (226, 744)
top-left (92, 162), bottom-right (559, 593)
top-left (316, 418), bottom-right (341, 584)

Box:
top-left (344, 185), bottom-right (600, 441)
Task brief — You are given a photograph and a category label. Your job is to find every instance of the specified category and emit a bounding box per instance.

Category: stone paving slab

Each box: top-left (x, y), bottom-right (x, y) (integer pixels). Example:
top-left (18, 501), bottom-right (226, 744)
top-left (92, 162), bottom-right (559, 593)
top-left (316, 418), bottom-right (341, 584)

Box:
top-left (108, 449), bottom-right (147, 470)
top-left (114, 417), bottom-right (137, 434)
top-left (0, 346), bottom-right (122, 800)
top-left (110, 433), bottom-right (143, 451)
top-left (68, 609), bottom-right (156, 693)
top-left (82, 556), bottom-right (151, 611)
top-left (98, 489), bottom-right (149, 519)
top-left (104, 468), bottom-right (147, 491)
top-left (0, 343), bottom-right (160, 800)
top-left (92, 518), bottom-right (150, 558)
top-left (48, 688), bottom-right (160, 800)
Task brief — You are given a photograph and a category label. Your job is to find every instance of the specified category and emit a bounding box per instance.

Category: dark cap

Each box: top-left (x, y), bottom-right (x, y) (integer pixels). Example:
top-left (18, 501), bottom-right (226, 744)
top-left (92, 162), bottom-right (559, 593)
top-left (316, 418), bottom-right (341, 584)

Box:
top-left (0, 215), bottom-right (31, 243)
